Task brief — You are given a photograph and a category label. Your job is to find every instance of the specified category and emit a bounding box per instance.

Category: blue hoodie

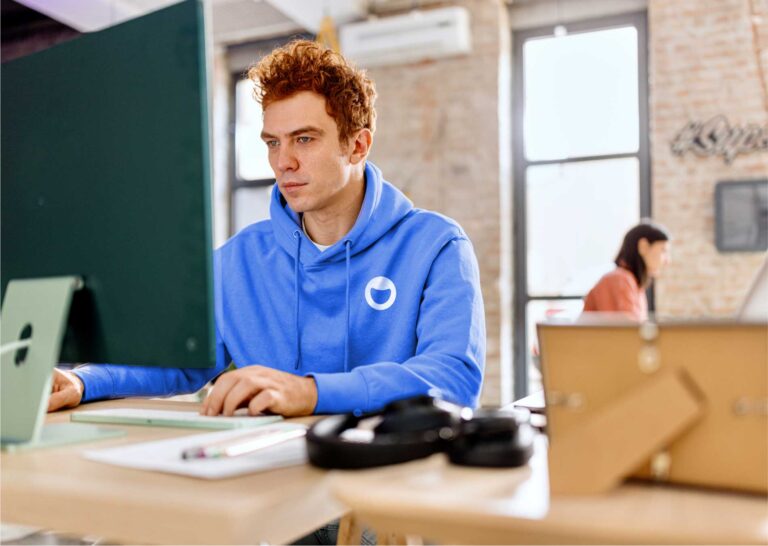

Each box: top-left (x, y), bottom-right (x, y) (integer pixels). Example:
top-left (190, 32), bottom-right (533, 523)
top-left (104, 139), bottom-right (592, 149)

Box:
top-left (74, 162), bottom-right (485, 413)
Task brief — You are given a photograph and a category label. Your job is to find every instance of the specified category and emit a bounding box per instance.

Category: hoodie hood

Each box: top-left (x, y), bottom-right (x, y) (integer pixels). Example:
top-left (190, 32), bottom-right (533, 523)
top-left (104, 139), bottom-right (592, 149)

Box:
top-left (270, 162), bottom-right (413, 265)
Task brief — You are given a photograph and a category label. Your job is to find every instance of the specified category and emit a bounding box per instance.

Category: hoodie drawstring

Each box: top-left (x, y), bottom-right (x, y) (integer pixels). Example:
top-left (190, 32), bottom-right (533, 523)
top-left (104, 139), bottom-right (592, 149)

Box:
top-left (344, 240), bottom-right (352, 373)
top-left (292, 231), bottom-right (351, 373)
top-left (293, 230), bottom-right (302, 370)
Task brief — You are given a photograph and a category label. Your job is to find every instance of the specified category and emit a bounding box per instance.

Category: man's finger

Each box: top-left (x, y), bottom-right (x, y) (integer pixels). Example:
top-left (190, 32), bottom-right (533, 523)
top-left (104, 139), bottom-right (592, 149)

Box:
top-left (203, 372), bottom-right (240, 415)
top-left (50, 369), bottom-right (67, 392)
top-left (221, 376), bottom-right (269, 416)
top-left (201, 386), bottom-right (213, 414)
top-left (48, 388), bottom-right (74, 412)
top-left (48, 391), bottom-right (65, 412)
top-left (248, 389), bottom-right (277, 416)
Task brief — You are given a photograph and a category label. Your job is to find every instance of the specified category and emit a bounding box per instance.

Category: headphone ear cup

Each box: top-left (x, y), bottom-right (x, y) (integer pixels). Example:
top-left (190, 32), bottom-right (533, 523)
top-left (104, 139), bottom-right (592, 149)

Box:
top-left (306, 396), bottom-right (460, 469)
top-left (447, 409), bottom-right (535, 468)
top-left (306, 413), bottom-right (367, 469)
top-left (374, 395), bottom-right (459, 434)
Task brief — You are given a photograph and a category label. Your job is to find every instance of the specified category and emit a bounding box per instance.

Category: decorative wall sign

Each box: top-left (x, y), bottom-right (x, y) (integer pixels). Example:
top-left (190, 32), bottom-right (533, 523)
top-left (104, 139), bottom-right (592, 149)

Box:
top-left (670, 115), bottom-right (768, 164)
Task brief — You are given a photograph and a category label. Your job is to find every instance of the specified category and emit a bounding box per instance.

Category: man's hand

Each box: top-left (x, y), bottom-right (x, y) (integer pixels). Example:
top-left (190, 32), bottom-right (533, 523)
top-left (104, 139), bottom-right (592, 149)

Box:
top-left (202, 366), bottom-right (318, 417)
top-left (48, 368), bottom-right (84, 412)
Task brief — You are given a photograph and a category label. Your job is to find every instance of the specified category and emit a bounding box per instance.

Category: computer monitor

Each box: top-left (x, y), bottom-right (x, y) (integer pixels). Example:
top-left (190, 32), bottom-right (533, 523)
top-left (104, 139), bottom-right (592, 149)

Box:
top-left (1, 0), bottom-right (215, 446)
top-left (1, 0), bottom-right (214, 366)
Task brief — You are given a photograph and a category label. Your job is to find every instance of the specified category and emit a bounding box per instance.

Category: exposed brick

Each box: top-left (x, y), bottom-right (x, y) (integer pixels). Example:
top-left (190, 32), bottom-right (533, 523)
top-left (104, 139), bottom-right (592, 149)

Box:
top-left (649, 0), bottom-right (768, 318)
top-left (369, 0), bottom-right (508, 405)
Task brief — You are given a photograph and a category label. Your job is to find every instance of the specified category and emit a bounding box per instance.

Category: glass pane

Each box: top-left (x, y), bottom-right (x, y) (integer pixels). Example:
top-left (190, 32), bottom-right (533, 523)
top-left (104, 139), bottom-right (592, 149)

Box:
top-left (236, 79), bottom-right (273, 181)
top-left (526, 158), bottom-right (640, 296)
top-left (523, 26), bottom-right (639, 161)
top-left (525, 299), bottom-right (584, 394)
top-left (233, 184), bottom-right (273, 233)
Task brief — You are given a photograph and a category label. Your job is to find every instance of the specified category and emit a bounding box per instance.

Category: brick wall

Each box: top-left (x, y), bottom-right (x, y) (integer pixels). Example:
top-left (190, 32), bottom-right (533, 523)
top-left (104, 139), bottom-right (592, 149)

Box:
top-left (368, 0), bottom-right (510, 406)
top-left (649, 0), bottom-right (768, 317)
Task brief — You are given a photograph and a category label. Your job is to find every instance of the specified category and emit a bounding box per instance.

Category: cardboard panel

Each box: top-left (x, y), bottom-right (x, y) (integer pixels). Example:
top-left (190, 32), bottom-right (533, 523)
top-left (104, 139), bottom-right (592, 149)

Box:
top-left (539, 321), bottom-right (768, 493)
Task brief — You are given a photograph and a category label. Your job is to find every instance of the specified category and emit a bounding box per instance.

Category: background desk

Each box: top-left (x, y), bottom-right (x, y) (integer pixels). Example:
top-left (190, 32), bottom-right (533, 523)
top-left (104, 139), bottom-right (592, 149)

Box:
top-left (331, 437), bottom-right (768, 545)
top-left (1, 399), bottom-right (346, 544)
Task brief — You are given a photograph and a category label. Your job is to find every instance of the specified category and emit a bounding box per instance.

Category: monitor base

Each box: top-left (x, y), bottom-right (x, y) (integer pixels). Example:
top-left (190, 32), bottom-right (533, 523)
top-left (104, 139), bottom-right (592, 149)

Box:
top-left (2, 422), bottom-right (124, 452)
top-left (1, 277), bottom-right (83, 446)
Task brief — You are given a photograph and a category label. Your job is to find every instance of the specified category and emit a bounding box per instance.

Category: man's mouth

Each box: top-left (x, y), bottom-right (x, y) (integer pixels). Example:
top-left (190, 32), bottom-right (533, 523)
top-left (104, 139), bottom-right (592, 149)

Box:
top-left (280, 181), bottom-right (308, 195)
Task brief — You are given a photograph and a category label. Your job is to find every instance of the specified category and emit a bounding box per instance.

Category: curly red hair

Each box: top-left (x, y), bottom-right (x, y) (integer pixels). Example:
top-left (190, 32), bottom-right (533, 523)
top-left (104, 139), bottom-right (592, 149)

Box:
top-left (248, 40), bottom-right (377, 142)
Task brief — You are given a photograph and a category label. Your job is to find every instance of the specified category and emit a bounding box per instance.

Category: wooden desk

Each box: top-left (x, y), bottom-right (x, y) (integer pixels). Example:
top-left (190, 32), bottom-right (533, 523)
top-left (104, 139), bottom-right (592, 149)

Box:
top-left (331, 438), bottom-right (768, 545)
top-left (1, 399), bottom-right (347, 544)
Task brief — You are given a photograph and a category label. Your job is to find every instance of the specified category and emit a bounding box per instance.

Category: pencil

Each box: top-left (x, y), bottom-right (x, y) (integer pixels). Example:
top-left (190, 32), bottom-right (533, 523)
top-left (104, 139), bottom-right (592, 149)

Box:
top-left (181, 427), bottom-right (306, 460)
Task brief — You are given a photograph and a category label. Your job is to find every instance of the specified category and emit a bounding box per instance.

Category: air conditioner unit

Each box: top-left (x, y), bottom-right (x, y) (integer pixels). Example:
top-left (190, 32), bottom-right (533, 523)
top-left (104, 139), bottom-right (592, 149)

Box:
top-left (340, 6), bottom-right (471, 68)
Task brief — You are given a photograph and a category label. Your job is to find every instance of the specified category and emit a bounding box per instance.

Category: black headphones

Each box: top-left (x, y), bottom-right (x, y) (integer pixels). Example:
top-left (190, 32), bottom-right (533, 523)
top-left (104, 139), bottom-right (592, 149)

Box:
top-left (306, 396), bottom-right (534, 469)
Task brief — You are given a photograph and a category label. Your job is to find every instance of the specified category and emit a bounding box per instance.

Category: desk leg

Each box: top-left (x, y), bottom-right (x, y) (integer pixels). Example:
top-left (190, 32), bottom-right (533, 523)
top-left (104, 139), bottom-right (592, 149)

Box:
top-left (337, 513), bottom-right (423, 545)
top-left (375, 530), bottom-right (423, 545)
top-left (337, 513), bottom-right (362, 545)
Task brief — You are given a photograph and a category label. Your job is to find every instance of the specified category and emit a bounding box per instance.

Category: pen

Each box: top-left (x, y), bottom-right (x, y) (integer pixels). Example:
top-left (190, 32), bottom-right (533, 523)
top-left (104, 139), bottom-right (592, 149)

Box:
top-left (181, 427), bottom-right (306, 460)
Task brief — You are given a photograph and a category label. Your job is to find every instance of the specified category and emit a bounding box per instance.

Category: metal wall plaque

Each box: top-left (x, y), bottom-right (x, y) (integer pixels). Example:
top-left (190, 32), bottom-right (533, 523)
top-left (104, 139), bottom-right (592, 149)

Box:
top-left (670, 115), bottom-right (768, 164)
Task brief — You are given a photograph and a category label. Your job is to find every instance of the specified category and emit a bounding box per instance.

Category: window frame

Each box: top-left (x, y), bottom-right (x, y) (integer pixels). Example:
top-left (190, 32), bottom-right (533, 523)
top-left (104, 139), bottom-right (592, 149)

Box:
top-left (511, 11), bottom-right (651, 400)
top-left (229, 74), bottom-right (275, 236)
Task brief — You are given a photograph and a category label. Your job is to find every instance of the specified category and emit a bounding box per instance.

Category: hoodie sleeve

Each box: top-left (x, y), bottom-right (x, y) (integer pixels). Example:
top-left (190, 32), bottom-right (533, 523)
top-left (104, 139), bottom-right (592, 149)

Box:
top-left (72, 322), bottom-right (230, 402)
top-left (310, 237), bottom-right (485, 413)
top-left (73, 246), bottom-right (232, 402)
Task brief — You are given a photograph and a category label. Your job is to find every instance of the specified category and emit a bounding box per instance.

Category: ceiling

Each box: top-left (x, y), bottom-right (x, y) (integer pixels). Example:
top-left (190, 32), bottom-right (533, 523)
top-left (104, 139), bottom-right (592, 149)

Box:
top-left (8, 0), bottom-right (371, 45)
top-left (6, 0), bottom-right (472, 45)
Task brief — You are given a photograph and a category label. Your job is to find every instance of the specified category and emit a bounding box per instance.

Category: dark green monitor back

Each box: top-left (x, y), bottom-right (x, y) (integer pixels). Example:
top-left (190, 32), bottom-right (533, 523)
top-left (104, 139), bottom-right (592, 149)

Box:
top-left (1, 0), bottom-right (215, 368)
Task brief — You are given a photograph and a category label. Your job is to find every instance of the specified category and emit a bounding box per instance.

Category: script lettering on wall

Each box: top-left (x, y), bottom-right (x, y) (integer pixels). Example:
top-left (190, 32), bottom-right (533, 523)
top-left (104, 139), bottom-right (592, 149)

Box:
top-left (670, 115), bottom-right (768, 164)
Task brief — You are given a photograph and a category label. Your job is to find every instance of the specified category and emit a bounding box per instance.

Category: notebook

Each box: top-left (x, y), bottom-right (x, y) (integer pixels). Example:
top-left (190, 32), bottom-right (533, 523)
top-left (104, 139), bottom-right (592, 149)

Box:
top-left (71, 408), bottom-right (282, 430)
top-left (83, 423), bottom-right (308, 479)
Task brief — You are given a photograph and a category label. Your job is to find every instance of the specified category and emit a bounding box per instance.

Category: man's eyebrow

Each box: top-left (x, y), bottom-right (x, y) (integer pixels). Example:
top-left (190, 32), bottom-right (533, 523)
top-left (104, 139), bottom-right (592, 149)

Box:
top-left (260, 126), bottom-right (325, 140)
top-left (290, 126), bottom-right (324, 136)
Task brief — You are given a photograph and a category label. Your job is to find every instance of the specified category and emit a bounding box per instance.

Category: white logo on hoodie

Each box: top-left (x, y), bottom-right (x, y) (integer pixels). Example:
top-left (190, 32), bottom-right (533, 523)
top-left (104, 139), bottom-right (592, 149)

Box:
top-left (365, 276), bottom-right (397, 311)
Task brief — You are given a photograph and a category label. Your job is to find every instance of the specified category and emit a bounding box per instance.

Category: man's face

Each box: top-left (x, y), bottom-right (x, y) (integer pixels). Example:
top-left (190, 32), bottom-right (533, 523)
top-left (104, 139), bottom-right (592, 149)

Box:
top-left (261, 91), bottom-right (356, 214)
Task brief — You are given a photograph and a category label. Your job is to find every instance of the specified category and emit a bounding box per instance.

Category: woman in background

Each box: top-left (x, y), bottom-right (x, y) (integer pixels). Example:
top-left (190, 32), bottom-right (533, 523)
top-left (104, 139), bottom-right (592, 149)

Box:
top-left (583, 221), bottom-right (671, 321)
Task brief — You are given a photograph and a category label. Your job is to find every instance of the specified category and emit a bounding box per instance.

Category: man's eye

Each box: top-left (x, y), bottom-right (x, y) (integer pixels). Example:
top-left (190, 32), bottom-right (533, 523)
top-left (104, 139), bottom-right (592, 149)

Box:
top-left (297, 136), bottom-right (312, 144)
top-left (265, 140), bottom-right (279, 148)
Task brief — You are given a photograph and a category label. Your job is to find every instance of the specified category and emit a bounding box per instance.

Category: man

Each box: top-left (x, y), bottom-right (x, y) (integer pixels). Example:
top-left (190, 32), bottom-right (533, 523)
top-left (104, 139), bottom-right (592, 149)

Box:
top-left (48, 40), bottom-right (485, 417)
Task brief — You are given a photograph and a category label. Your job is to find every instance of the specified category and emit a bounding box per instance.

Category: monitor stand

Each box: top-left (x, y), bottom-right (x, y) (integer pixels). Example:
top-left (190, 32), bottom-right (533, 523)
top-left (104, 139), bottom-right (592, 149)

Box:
top-left (1, 276), bottom-right (123, 451)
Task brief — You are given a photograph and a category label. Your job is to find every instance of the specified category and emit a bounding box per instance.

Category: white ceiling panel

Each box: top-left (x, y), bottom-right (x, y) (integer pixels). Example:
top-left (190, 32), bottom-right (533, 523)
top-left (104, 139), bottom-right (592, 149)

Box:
top-left (211, 0), bottom-right (301, 44)
top-left (14, 0), bottom-right (141, 32)
top-left (13, 0), bottom-right (303, 44)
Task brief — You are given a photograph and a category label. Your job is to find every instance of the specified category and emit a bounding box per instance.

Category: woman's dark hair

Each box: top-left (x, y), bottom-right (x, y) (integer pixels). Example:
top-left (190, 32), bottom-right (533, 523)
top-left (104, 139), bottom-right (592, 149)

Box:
top-left (615, 220), bottom-right (670, 288)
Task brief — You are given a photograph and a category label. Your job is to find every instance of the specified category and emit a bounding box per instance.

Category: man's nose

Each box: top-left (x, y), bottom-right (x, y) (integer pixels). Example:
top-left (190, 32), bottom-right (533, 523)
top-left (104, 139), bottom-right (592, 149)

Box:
top-left (276, 144), bottom-right (298, 172)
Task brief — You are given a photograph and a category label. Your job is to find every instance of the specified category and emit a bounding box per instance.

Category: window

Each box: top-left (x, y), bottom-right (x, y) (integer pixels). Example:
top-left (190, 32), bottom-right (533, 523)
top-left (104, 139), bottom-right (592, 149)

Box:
top-left (230, 77), bottom-right (275, 234)
top-left (512, 13), bottom-right (650, 399)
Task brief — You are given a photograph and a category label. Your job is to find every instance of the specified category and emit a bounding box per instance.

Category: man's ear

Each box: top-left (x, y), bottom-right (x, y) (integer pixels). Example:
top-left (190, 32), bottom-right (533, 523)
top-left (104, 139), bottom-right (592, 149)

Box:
top-left (347, 128), bottom-right (373, 165)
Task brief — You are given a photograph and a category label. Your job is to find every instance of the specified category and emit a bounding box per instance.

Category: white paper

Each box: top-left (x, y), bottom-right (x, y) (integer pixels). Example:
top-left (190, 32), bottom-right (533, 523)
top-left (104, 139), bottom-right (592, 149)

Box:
top-left (83, 423), bottom-right (307, 479)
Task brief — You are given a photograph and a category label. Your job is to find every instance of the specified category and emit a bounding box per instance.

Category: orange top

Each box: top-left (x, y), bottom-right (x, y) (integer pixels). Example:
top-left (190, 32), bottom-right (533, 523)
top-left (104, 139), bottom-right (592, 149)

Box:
top-left (582, 266), bottom-right (647, 321)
